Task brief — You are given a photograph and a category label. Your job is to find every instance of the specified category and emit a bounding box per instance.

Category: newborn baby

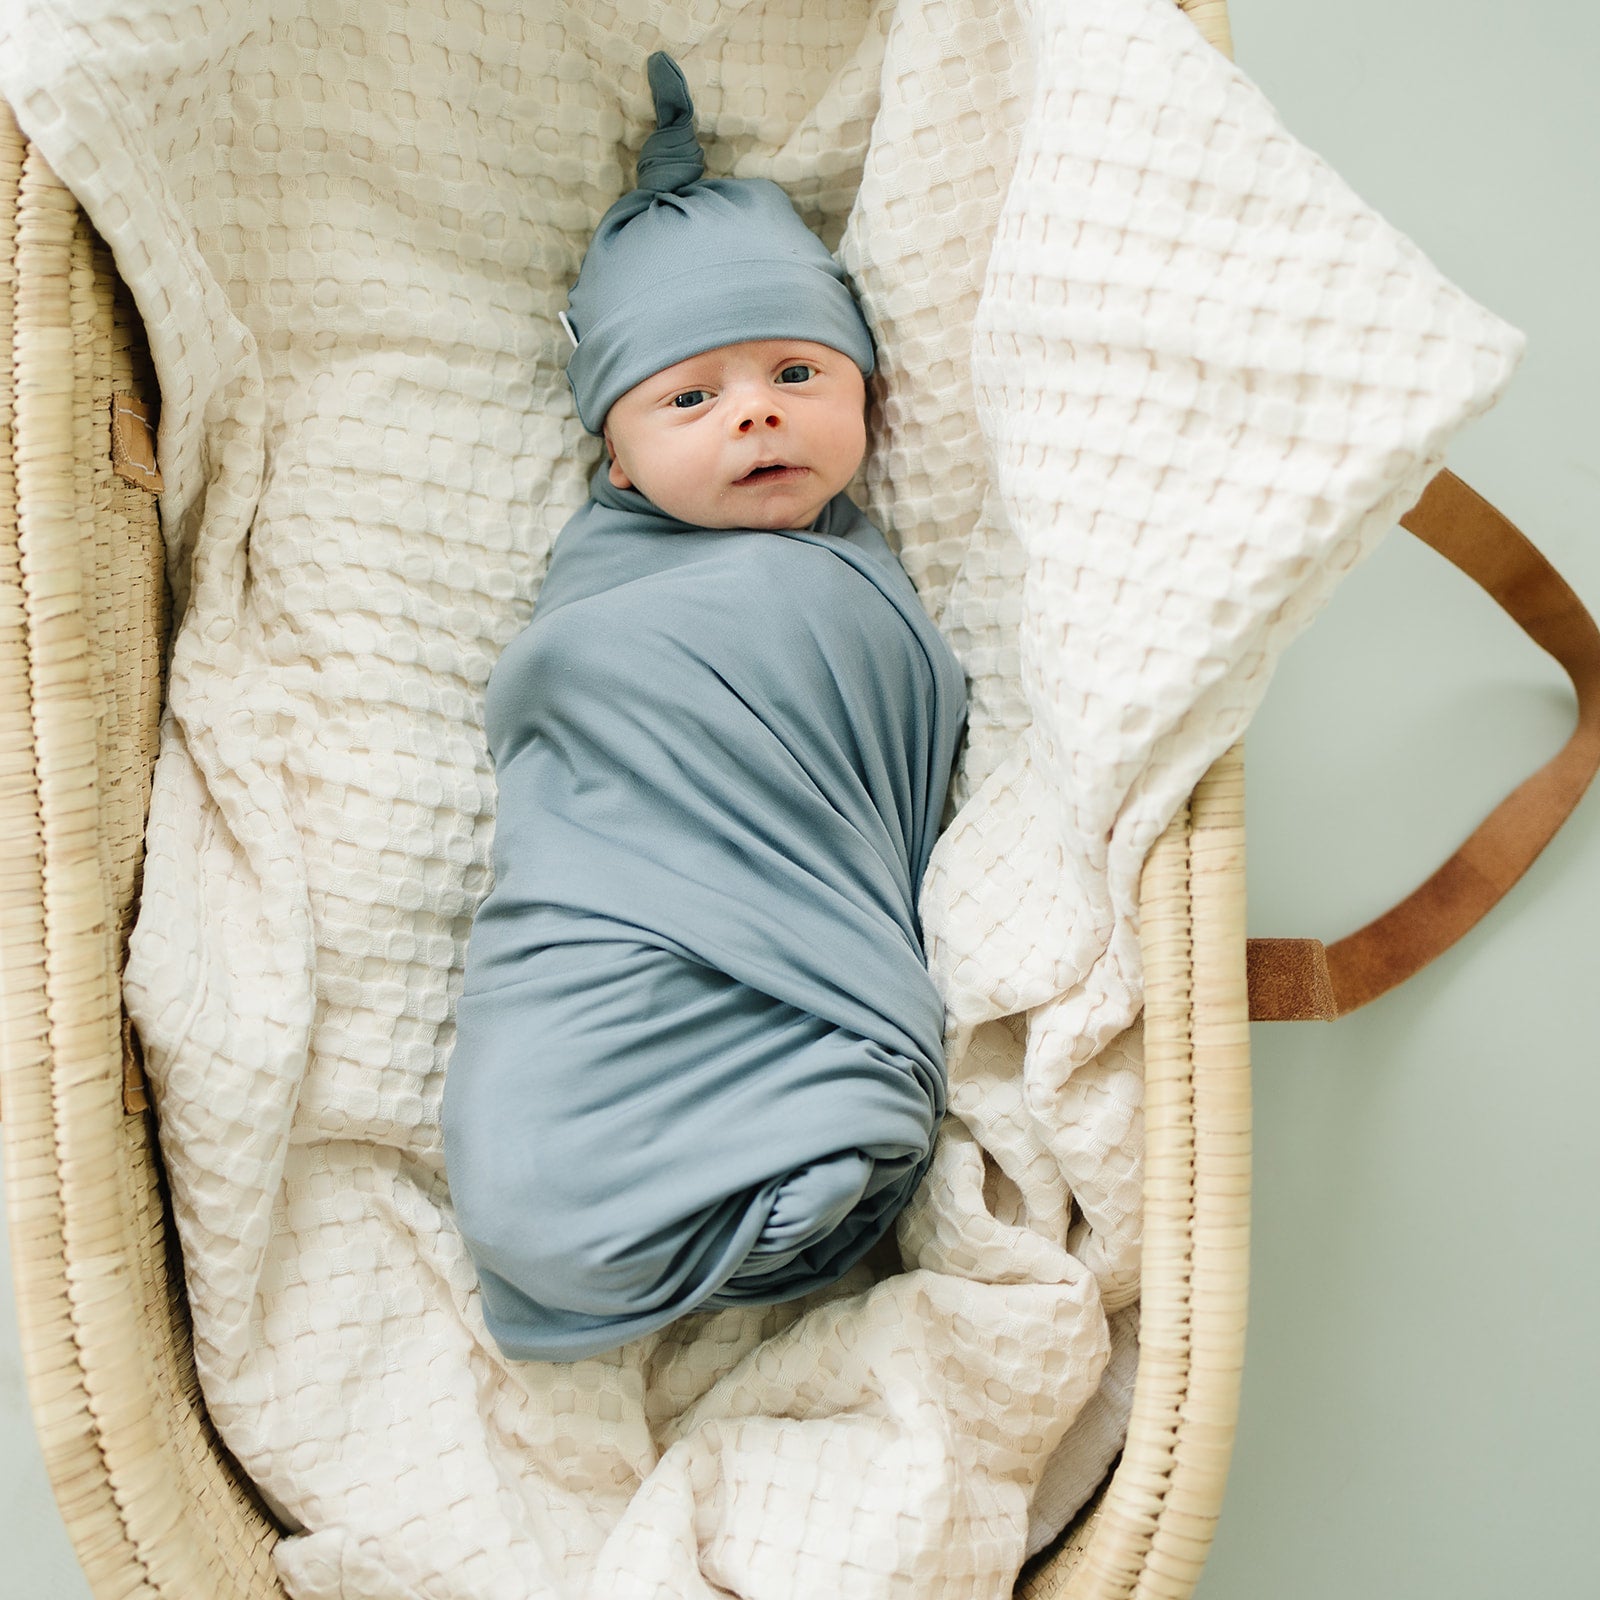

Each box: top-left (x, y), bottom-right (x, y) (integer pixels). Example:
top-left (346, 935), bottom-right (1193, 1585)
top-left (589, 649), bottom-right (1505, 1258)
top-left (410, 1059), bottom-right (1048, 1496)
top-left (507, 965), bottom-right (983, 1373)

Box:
top-left (443, 52), bottom-right (967, 1362)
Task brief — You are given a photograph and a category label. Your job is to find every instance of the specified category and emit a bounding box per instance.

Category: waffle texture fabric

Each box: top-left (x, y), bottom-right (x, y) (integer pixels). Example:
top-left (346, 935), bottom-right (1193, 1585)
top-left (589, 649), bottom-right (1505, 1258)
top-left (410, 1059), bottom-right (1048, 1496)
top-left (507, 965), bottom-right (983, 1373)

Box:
top-left (445, 466), bottom-right (967, 1360)
top-left (0, 1), bottom-right (1521, 1596)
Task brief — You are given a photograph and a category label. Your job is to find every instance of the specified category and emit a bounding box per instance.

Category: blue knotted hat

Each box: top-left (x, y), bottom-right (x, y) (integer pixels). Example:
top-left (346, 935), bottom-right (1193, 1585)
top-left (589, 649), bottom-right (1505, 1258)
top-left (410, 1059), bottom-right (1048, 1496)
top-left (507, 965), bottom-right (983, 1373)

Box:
top-left (563, 52), bottom-right (876, 435)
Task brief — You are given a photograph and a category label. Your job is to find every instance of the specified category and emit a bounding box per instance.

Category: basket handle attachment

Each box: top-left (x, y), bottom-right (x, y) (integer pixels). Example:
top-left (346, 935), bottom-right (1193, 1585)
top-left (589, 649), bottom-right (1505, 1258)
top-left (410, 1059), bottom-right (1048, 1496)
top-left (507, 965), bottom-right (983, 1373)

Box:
top-left (1247, 468), bottom-right (1600, 1020)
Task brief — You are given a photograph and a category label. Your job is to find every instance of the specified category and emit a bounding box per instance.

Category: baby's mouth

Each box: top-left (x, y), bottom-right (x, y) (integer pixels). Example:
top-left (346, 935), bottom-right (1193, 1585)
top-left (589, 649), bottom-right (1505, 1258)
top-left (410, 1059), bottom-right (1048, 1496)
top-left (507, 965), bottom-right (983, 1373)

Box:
top-left (736, 462), bottom-right (806, 485)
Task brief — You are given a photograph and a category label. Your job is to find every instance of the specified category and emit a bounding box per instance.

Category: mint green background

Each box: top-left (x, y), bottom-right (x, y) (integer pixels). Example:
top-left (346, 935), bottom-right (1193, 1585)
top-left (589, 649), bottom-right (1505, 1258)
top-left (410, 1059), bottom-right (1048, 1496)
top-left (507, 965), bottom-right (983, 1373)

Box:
top-left (6, 2), bottom-right (1598, 1595)
top-left (1203, 3), bottom-right (1600, 1597)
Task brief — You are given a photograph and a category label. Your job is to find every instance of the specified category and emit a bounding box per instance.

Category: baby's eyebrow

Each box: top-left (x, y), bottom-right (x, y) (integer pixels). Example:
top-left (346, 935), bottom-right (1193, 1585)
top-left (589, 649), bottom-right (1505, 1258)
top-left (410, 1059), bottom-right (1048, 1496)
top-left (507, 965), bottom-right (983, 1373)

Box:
top-left (665, 363), bottom-right (718, 389)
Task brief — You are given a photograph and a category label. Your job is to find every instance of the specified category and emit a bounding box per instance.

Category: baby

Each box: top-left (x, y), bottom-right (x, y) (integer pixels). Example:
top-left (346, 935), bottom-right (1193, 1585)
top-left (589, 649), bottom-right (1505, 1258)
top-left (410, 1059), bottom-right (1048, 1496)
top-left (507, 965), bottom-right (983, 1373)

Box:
top-left (443, 53), bottom-right (968, 1362)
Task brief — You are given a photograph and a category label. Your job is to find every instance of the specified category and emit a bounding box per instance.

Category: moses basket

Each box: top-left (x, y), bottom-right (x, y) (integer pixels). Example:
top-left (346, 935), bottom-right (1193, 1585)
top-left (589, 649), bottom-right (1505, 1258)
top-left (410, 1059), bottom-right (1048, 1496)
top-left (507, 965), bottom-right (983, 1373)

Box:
top-left (4, 1), bottom-right (1594, 1595)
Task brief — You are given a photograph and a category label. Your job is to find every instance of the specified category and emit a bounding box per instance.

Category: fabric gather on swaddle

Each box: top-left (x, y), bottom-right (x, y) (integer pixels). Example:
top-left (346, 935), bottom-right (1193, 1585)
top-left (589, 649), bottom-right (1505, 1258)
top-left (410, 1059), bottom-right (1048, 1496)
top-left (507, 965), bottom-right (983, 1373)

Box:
top-left (443, 464), bottom-right (968, 1360)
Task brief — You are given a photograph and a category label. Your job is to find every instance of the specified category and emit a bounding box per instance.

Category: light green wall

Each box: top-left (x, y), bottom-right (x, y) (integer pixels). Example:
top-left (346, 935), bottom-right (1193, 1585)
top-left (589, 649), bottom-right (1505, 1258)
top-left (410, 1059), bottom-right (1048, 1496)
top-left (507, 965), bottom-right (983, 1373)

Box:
top-left (1204, 3), bottom-right (1600, 1597)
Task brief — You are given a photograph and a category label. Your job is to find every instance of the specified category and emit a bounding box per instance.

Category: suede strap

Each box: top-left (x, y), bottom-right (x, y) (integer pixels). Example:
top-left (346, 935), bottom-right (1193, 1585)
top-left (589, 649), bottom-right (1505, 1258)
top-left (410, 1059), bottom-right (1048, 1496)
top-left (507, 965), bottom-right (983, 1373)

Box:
top-left (1247, 469), bottom-right (1600, 1021)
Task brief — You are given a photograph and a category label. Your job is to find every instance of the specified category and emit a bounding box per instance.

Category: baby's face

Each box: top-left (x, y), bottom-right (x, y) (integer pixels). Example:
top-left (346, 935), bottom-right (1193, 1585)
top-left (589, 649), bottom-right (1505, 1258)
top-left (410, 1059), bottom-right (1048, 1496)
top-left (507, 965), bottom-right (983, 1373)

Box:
top-left (602, 339), bottom-right (867, 531)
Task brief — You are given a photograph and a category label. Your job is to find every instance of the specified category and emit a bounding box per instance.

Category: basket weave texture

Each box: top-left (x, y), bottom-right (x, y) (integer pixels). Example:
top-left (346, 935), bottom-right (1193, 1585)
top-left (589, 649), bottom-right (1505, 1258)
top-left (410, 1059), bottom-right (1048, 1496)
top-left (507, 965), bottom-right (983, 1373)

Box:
top-left (0, 1), bottom-right (1250, 1594)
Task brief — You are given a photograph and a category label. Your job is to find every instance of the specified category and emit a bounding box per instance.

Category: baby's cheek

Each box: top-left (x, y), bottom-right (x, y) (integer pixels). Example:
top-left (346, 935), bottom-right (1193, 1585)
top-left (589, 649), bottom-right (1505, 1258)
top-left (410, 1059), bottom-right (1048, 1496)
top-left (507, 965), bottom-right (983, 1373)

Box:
top-left (838, 413), bottom-right (869, 481)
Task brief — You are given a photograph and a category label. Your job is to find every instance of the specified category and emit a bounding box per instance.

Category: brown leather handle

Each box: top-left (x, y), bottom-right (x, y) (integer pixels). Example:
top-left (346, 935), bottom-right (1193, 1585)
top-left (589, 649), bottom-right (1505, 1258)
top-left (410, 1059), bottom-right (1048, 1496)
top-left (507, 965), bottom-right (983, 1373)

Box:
top-left (1248, 469), bottom-right (1600, 1021)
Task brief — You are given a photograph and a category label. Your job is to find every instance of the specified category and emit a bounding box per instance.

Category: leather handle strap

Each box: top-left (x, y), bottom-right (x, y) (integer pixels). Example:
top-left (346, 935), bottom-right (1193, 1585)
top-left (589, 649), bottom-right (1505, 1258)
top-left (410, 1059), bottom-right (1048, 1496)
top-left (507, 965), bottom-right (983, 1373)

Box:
top-left (1248, 469), bottom-right (1600, 1021)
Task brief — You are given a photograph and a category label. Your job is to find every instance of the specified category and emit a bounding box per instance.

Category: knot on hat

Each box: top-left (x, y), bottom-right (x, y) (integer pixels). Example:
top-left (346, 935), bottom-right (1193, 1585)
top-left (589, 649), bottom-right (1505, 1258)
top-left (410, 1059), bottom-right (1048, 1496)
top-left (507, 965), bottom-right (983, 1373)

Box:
top-left (635, 52), bottom-right (704, 193)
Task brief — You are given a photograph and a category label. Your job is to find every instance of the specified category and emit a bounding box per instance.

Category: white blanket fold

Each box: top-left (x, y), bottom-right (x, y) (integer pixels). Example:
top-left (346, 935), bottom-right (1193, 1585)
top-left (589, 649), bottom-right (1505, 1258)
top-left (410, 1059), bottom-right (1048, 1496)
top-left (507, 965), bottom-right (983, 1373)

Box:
top-left (0, 1), bottom-right (1520, 1595)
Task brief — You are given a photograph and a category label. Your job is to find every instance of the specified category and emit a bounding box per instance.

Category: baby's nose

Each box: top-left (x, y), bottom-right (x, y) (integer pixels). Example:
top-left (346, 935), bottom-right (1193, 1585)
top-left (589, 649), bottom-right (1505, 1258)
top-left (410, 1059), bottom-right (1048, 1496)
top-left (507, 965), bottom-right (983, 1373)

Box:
top-left (735, 391), bottom-right (784, 431)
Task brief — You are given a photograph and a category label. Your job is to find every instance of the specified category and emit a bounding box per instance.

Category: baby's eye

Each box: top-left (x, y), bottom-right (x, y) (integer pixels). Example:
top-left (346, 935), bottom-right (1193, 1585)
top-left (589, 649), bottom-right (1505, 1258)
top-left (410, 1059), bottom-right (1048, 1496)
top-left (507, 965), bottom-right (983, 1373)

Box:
top-left (777, 364), bottom-right (815, 384)
top-left (672, 389), bottom-right (711, 409)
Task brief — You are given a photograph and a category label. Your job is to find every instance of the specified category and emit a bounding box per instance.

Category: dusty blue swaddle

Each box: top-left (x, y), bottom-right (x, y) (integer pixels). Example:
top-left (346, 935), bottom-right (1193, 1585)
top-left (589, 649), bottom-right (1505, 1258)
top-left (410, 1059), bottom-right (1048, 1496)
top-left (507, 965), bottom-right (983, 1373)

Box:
top-left (443, 465), bottom-right (967, 1360)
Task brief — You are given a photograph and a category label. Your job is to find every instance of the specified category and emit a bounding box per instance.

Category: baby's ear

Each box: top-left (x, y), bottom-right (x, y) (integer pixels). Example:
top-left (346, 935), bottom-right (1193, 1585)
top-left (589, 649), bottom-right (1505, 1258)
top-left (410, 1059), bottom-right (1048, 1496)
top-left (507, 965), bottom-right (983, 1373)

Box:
top-left (603, 428), bottom-right (634, 490)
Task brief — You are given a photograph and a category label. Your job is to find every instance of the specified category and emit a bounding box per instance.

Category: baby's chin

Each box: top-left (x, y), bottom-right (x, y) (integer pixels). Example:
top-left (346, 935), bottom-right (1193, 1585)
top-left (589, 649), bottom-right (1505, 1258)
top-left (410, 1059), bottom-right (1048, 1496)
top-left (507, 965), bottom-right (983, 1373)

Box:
top-left (667, 488), bottom-right (834, 532)
top-left (745, 502), bottom-right (831, 531)
top-left (739, 506), bottom-right (832, 532)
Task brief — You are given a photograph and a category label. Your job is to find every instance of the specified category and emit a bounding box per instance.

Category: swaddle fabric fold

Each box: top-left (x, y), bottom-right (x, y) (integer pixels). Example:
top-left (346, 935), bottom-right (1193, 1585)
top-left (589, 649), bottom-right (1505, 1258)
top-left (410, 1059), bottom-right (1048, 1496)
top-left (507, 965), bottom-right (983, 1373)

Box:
top-left (446, 471), bottom-right (966, 1359)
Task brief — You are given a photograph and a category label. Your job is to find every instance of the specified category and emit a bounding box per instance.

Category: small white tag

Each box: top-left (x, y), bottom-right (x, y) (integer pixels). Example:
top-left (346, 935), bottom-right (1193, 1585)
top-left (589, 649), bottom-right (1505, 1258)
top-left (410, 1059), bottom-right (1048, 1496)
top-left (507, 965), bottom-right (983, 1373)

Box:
top-left (558, 310), bottom-right (579, 349)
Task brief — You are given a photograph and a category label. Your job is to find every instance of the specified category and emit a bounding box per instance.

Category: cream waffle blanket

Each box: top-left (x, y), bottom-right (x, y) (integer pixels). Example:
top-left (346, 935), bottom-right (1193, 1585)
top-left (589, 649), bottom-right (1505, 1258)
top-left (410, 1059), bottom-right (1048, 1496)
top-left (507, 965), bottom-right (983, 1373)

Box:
top-left (0, 0), bottom-right (1521, 1595)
